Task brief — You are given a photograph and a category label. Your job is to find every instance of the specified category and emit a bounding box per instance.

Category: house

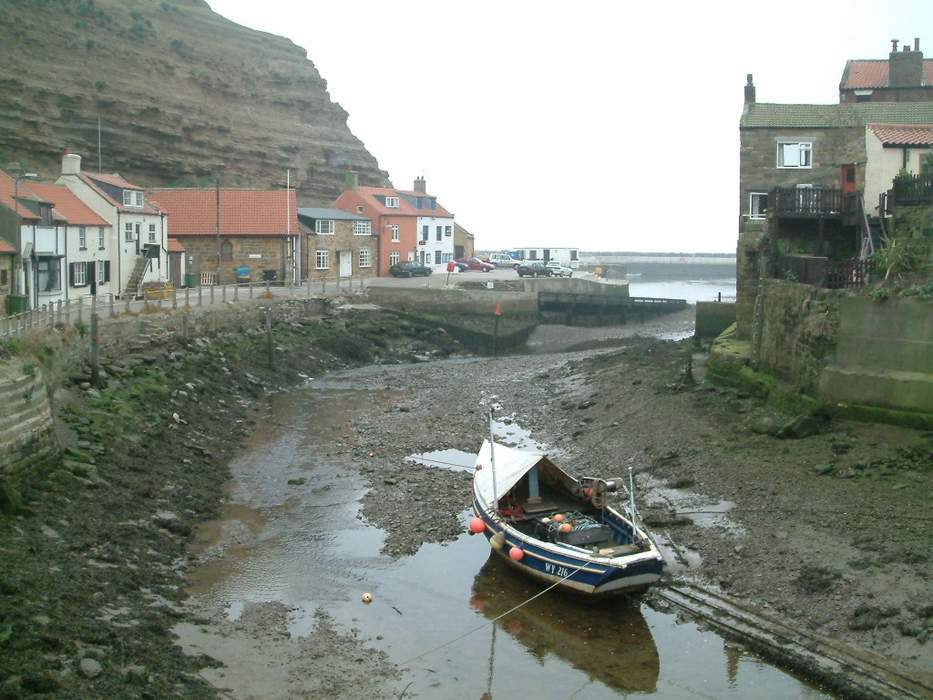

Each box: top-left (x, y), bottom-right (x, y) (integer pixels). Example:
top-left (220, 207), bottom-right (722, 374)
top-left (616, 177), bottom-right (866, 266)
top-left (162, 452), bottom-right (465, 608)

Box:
top-left (0, 239), bottom-right (14, 313)
top-left (28, 183), bottom-right (113, 302)
top-left (56, 153), bottom-right (168, 297)
top-left (454, 222), bottom-right (475, 260)
top-left (332, 172), bottom-right (455, 275)
top-left (864, 123), bottom-right (933, 206)
top-left (840, 38), bottom-right (933, 103)
top-left (148, 188), bottom-right (299, 285)
top-left (296, 207), bottom-right (376, 281)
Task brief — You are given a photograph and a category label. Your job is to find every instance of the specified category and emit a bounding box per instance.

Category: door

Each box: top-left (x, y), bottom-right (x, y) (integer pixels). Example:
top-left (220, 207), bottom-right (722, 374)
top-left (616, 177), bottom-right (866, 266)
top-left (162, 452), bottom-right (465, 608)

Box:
top-left (841, 164), bottom-right (857, 215)
top-left (339, 250), bottom-right (351, 277)
top-left (170, 253), bottom-right (182, 287)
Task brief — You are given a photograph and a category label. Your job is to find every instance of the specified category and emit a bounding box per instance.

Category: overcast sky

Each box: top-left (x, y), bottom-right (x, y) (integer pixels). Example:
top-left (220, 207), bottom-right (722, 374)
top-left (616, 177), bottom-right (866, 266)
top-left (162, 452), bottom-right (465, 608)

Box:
top-left (210, 0), bottom-right (930, 253)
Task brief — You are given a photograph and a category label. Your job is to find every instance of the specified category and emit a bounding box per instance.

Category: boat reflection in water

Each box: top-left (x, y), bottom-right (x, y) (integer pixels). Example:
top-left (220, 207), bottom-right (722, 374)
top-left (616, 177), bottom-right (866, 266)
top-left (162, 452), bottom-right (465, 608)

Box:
top-left (470, 552), bottom-right (660, 696)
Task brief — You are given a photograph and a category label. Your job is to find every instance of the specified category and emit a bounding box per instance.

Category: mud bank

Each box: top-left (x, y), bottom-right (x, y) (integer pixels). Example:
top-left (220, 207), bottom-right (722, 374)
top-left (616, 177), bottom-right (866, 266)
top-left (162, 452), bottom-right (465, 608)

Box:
top-left (0, 302), bottom-right (467, 699)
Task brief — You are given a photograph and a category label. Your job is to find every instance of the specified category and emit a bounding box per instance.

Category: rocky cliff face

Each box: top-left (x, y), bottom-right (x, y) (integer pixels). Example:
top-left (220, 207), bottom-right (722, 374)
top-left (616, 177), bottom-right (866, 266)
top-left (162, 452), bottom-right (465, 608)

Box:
top-left (0, 0), bottom-right (389, 204)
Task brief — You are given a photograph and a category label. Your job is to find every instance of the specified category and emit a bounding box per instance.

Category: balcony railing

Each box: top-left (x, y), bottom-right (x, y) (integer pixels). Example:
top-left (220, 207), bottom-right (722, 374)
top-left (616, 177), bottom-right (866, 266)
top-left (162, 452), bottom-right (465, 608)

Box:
top-left (774, 254), bottom-right (872, 289)
top-left (771, 187), bottom-right (844, 217)
top-left (893, 173), bottom-right (933, 206)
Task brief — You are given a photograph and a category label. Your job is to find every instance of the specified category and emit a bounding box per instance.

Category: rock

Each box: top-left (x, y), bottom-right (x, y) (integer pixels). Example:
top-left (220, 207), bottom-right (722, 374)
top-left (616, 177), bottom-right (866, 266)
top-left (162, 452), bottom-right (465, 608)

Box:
top-left (812, 463), bottom-right (835, 476)
top-left (40, 524), bottom-right (61, 539)
top-left (750, 415), bottom-right (780, 436)
top-left (287, 478), bottom-right (306, 486)
top-left (577, 400), bottom-right (596, 410)
top-left (79, 658), bottom-right (102, 678)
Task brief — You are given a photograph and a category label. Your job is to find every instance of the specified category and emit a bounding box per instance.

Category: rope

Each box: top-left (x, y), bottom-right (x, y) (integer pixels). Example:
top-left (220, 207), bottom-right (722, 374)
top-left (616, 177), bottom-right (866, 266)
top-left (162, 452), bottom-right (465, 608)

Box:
top-left (397, 558), bottom-right (591, 667)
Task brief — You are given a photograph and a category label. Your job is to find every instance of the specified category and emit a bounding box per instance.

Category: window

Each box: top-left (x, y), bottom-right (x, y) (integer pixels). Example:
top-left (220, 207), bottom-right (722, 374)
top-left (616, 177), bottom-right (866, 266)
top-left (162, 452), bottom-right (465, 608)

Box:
top-left (71, 262), bottom-right (87, 287)
top-left (122, 190), bottom-right (144, 207)
top-left (356, 205), bottom-right (364, 214)
top-left (442, 253), bottom-right (452, 262)
top-left (125, 222), bottom-right (134, 242)
top-left (135, 191), bottom-right (143, 207)
top-left (123, 190), bottom-right (132, 206)
top-left (385, 196), bottom-right (399, 208)
top-left (148, 224), bottom-right (156, 242)
top-left (353, 221), bottom-right (372, 235)
top-left (315, 219), bottom-right (335, 235)
top-left (98, 227), bottom-right (105, 250)
top-left (390, 225), bottom-right (400, 242)
top-left (389, 251), bottom-right (400, 266)
top-left (445, 225), bottom-right (452, 237)
top-left (358, 248), bottom-right (372, 268)
top-left (529, 250), bottom-right (538, 260)
top-left (434, 250), bottom-right (442, 264)
top-left (570, 250), bottom-right (578, 261)
top-left (220, 240), bottom-right (233, 262)
top-left (777, 142), bottom-right (812, 168)
top-left (749, 192), bottom-right (768, 219)
top-left (78, 226), bottom-right (87, 250)
top-left (97, 260), bottom-right (106, 284)
top-left (315, 250), bottom-right (330, 270)
top-left (422, 225), bottom-right (429, 241)
top-left (436, 225), bottom-right (442, 241)
top-left (37, 257), bottom-right (61, 292)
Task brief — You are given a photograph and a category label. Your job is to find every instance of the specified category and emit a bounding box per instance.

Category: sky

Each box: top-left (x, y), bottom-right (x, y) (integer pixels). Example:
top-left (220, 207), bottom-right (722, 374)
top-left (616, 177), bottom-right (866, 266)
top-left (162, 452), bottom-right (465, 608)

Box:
top-left (209, 0), bottom-right (931, 253)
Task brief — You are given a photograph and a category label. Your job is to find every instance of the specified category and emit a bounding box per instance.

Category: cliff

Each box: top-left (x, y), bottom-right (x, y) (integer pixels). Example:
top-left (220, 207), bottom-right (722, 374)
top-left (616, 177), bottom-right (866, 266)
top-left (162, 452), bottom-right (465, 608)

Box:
top-left (0, 0), bottom-right (389, 204)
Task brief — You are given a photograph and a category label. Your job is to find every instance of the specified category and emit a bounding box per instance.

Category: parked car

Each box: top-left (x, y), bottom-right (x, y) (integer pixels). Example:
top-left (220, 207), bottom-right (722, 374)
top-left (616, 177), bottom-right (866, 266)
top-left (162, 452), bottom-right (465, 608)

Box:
top-left (457, 257), bottom-right (495, 272)
top-left (488, 252), bottom-right (518, 268)
top-left (455, 260), bottom-right (470, 272)
top-left (389, 261), bottom-right (433, 277)
top-left (545, 261), bottom-right (573, 277)
top-left (516, 262), bottom-right (553, 278)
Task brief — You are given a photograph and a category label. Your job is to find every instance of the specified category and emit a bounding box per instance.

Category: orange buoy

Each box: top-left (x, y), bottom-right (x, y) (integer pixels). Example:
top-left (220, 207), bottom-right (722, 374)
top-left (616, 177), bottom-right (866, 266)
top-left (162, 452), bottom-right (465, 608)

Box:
top-left (468, 517), bottom-right (485, 535)
top-left (509, 547), bottom-right (524, 561)
top-left (559, 523), bottom-right (572, 533)
top-left (552, 514), bottom-right (565, 522)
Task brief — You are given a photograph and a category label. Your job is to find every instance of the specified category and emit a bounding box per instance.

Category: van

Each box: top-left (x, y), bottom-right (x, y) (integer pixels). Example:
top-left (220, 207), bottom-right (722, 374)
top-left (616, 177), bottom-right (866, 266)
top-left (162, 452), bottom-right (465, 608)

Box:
top-left (488, 252), bottom-right (518, 267)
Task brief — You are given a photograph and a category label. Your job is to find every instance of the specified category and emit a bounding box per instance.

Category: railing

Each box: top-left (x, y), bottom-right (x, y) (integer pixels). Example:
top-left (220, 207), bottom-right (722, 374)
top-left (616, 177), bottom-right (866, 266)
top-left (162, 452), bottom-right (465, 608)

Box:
top-left (825, 258), bottom-right (872, 289)
top-left (199, 271), bottom-right (218, 286)
top-left (892, 173), bottom-right (933, 206)
top-left (774, 255), bottom-right (871, 289)
top-left (771, 187), bottom-right (844, 216)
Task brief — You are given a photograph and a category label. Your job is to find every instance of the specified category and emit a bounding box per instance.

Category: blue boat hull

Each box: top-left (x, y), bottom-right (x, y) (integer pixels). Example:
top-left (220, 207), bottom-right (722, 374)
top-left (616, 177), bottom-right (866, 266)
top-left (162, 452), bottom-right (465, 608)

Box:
top-left (472, 499), bottom-right (663, 597)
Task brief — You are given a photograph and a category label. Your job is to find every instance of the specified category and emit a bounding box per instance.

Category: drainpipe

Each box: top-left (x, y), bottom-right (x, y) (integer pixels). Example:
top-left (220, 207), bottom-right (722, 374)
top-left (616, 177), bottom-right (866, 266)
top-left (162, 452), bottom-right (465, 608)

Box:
top-left (902, 147), bottom-right (909, 170)
top-left (116, 210), bottom-right (121, 297)
top-left (63, 224), bottom-right (69, 302)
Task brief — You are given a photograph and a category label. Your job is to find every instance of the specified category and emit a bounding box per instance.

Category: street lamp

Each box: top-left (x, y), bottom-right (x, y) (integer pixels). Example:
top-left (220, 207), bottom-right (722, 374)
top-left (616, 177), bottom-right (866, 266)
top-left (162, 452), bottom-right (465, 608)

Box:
top-left (6, 160), bottom-right (38, 298)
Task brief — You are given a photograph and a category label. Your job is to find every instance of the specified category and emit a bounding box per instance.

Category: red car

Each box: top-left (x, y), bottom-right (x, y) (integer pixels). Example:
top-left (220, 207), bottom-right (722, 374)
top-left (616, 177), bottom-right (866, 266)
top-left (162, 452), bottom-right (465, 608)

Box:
top-left (457, 257), bottom-right (495, 272)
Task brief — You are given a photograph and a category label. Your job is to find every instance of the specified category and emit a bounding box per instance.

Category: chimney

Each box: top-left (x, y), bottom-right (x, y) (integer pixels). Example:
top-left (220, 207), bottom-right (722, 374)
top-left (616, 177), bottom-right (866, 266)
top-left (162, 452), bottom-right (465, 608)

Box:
top-left (914, 38), bottom-right (920, 51)
top-left (889, 39), bottom-right (923, 88)
top-left (744, 74), bottom-right (756, 104)
top-left (62, 151), bottom-right (82, 176)
top-left (413, 176), bottom-right (426, 193)
top-left (344, 169), bottom-right (359, 190)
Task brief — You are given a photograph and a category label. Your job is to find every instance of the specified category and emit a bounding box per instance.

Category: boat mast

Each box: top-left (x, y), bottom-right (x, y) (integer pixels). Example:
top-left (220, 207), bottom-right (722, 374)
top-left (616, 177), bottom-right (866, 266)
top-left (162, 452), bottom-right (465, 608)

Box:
top-left (488, 408), bottom-right (498, 515)
top-left (629, 466), bottom-right (638, 541)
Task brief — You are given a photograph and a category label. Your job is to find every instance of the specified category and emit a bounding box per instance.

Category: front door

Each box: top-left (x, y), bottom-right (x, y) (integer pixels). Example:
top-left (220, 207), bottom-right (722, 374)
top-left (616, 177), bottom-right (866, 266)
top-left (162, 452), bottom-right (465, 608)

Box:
top-left (339, 250), bottom-right (351, 277)
top-left (170, 253), bottom-right (182, 287)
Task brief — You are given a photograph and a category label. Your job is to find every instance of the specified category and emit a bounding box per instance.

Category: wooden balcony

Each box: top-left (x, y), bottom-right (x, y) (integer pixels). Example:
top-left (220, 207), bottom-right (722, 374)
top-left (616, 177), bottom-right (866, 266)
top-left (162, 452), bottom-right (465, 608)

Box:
top-left (893, 173), bottom-right (933, 206)
top-left (770, 187), bottom-right (845, 218)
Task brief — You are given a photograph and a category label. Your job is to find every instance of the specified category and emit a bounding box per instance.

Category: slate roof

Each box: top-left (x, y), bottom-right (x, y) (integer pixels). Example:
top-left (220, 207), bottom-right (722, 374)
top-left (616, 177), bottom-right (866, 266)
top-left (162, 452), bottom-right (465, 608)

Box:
top-left (297, 207), bottom-right (369, 221)
top-left (740, 102), bottom-right (933, 128)
top-left (347, 186), bottom-right (454, 218)
top-left (80, 173), bottom-right (163, 215)
top-left (868, 123), bottom-right (933, 146)
top-left (840, 59), bottom-right (933, 89)
top-left (148, 188), bottom-right (299, 236)
top-left (27, 183), bottom-right (110, 226)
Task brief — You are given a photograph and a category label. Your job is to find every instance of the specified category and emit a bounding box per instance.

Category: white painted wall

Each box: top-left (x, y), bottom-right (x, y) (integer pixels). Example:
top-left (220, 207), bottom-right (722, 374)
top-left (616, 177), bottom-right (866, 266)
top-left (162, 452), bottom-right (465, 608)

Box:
top-left (416, 216), bottom-right (455, 269)
top-left (64, 223), bottom-right (113, 300)
top-left (864, 127), bottom-right (933, 215)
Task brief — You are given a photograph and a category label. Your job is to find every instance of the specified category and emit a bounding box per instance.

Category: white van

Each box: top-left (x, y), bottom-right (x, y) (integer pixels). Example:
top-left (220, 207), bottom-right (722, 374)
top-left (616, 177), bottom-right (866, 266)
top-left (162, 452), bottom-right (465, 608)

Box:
top-left (488, 252), bottom-right (519, 268)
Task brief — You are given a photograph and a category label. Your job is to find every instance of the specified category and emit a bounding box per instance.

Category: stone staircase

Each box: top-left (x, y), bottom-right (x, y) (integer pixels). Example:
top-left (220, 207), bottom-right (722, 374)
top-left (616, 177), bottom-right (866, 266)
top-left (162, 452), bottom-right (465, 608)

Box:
top-left (124, 256), bottom-right (150, 299)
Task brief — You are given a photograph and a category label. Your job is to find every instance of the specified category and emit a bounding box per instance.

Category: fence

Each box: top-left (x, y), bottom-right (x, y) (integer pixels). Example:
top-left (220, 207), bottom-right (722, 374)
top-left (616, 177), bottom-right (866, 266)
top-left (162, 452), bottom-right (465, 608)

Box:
top-left (774, 255), bottom-right (872, 290)
top-left (892, 173), bottom-right (933, 206)
top-left (0, 276), bottom-right (370, 341)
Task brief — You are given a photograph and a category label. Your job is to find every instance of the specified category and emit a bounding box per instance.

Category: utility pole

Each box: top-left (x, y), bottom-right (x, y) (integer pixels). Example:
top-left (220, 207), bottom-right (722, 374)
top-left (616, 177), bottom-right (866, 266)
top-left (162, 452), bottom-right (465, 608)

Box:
top-left (215, 175), bottom-right (221, 283)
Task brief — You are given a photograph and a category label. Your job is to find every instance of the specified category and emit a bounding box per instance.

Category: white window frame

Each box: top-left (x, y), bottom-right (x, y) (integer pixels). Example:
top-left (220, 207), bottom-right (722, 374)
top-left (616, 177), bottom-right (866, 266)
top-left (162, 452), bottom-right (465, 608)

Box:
top-left (73, 262), bottom-right (87, 287)
top-left (353, 220), bottom-right (371, 236)
top-left (97, 227), bottom-right (105, 250)
top-left (97, 260), bottom-right (106, 284)
top-left (148, 223), bottom-right (156, 242)
top-left (390, 225), bottom-right (400, 242)
top-left (748, 192), bottom-right (768, 219)
top-left (135, 191), bottom-right (143, 207)
top-left (78, 226), bottom-right (87, 250)
top-left (389, 251), bottom-right (400, 266)
top-left (123, 190), bottom-right (144, 207)
top-left (358, 248), bottom-right (372, 268)
top-left (124, 222), bottom-right (134, 242)
top-left (385, 196), bottom-right (400, 208)
top-left (445, 225), bottom-right (452, 237)
top-left (315, 249), bottom-right (330, 270)
top-left (777, 141), bottom-right (812, 169)
top-left (315, 219), bottom-right (335, 235)
top-left (123, 190), bottom-right (132, 206)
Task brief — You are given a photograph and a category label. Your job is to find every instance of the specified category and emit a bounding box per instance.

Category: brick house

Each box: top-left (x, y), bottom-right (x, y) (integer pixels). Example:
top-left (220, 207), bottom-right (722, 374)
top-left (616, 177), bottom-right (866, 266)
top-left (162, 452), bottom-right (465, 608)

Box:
top-left (0, 239), bottom-right (14, 312)
top-left (840, 38), bottom-right (933, 103)
top-left (296, 207), bottom-right (376, 281)
top-left (57, 153), bottom-right (168, 298)
top-left (149, 188), bottom-right (299, 285)
top-left (454, 222), bottom-right (475, 259)
top-left (332, 172), bottom-right (455, 275)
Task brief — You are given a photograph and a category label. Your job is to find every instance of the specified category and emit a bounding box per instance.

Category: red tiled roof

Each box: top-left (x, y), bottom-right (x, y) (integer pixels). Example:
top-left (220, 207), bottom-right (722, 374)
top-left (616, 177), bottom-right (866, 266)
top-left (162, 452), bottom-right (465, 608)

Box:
top-left (167, 238), bottom-right (185, 252)
top-left (0, 239), bottom-right (15, 254)
top-left (841, 59), bottom-right (933, 89)
top-left (79, 173), bottom-right (163, 215)
top-left (27, 183), bottom-right (110, 226)
top-left (0, 169), bottom-right (42, 220)
top-left (149, 188), bottom-right (299, 236)
top-left (868, 123), bottom-right (933, 146)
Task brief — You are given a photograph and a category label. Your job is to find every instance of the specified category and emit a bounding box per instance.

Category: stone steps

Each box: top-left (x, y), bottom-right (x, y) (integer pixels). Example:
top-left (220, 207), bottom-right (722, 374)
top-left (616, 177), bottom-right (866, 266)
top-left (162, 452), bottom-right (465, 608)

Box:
top-left (819, 365), bottom-right (933, 414)
top-left (0, 399), bottom-right (52, 437)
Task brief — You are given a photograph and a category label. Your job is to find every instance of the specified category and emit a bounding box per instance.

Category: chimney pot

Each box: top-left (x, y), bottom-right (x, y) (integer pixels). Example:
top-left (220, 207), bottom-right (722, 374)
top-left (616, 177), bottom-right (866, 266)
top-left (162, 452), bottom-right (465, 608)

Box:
top-left (915, 38), bottom-right (920, 51)
top-left (891, 39), bottom-right (899, 52)
top-left (344, 169), bottom-right (359, 190)
top-left (744, 74), bottom-right (756, 104)
top-left (903, 44), bottom-right (910, 52)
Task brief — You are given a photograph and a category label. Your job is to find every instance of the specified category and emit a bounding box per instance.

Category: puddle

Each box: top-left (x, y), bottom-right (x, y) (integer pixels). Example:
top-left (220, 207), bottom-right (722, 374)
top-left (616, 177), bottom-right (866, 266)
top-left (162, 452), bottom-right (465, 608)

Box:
top-left (406, 448), bottom-right (476, 472)
top-left (643, 475), bottom-right (746, 536)
top-left (177, 377), bottom-right (833, 699)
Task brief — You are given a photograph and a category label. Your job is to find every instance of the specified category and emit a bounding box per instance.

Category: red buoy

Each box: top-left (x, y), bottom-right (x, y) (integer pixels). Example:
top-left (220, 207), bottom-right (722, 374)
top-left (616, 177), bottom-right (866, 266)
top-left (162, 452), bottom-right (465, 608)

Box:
top-left (469, 517), bottom-right (485, 535)
top-left (509, 547), bottom-right (524, 561)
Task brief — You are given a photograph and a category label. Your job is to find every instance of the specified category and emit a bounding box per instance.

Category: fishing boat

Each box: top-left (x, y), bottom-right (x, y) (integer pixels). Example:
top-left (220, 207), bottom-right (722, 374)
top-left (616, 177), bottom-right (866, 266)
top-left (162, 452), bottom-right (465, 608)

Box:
top-left (469, 430), bottom-right (664, 597)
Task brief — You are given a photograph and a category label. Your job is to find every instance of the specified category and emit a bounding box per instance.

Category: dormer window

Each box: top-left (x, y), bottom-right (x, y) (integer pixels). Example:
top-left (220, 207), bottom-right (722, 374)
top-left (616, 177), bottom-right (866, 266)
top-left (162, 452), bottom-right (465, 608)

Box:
top-left (385, 196), bottom-right (399, 208)
top-left (123, 190), bottom-right (144, 207)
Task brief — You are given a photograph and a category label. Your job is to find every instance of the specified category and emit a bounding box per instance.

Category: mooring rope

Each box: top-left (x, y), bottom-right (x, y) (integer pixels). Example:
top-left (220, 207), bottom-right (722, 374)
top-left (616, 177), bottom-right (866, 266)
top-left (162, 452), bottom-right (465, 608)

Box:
top-left (397, 558), bottom-right (591, 667)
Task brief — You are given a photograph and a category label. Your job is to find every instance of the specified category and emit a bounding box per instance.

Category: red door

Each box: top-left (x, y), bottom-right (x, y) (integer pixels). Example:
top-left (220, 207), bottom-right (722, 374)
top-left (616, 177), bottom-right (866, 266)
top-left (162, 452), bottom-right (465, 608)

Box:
top-left (841, 164), bottom-right (856, 214)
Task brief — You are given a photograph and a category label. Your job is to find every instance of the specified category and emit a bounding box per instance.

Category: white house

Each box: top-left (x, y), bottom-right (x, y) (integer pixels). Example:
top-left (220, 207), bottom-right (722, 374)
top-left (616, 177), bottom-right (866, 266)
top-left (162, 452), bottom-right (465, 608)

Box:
top-left (401, 177), bottom-right (455, 270)
top-left (864, 123), bottom-right (933, 211)
top-left (57, 153), bottom-right (168, 297)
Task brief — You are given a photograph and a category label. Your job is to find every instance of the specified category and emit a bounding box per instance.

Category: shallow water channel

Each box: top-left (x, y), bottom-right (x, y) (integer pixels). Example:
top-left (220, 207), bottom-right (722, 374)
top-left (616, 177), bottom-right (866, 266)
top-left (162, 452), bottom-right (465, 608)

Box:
top-left (177, 365), bottom-right (833, 699)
